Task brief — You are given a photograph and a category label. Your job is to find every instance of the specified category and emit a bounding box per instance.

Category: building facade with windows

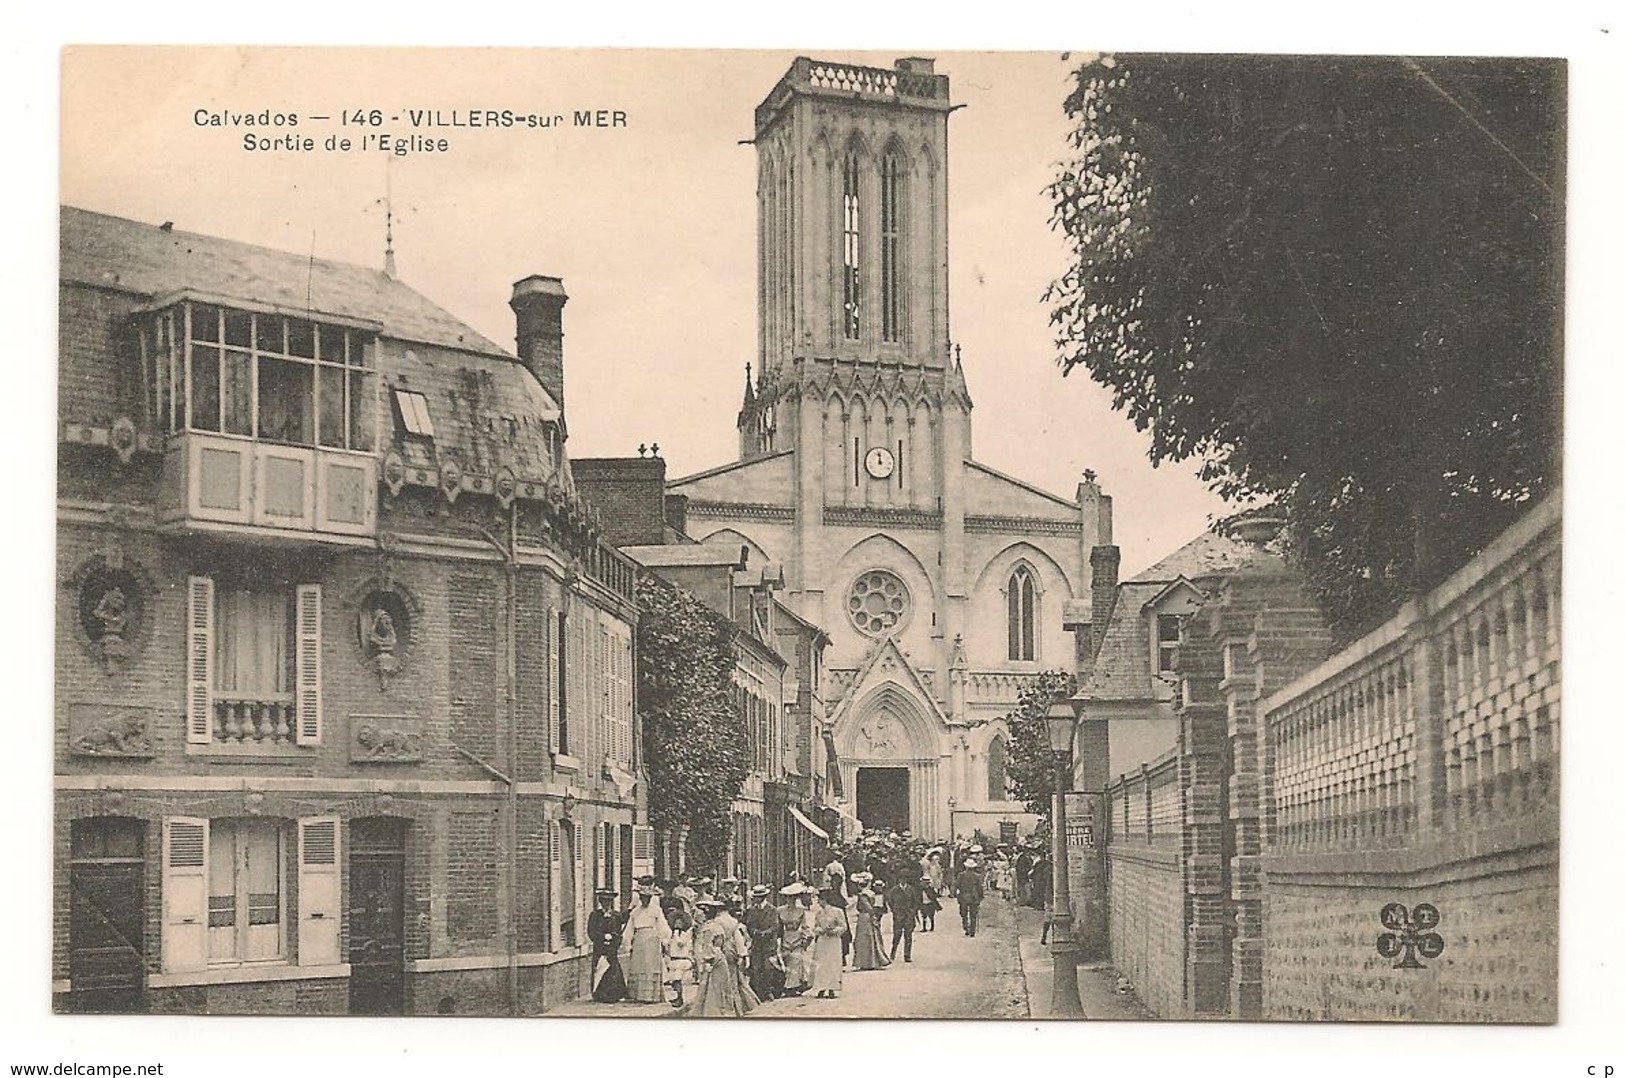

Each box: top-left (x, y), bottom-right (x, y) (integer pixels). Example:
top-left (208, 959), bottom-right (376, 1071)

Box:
top-left (577, 454), bottom-right (835, 884)
top-left (54, 207), bottom-right (646, 1016)
top-left (665, 57), bottom-right (1113, 840)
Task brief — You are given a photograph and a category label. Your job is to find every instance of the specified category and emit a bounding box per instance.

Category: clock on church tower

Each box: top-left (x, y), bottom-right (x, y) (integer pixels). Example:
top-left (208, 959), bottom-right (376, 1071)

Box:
top-left (863, 446), bottom-right (895, 480)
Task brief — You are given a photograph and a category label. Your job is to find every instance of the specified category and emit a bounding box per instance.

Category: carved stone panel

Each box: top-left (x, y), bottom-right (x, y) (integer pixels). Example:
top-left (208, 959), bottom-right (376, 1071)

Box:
top-left (349, 714), bottom-right (425, 763)
top-left (67, 703), bottom-right (155, 758)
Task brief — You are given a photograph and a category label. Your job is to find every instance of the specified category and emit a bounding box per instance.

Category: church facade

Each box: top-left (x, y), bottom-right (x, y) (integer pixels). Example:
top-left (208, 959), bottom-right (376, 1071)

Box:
top-left (667, 57), bottom-right (1114, 841)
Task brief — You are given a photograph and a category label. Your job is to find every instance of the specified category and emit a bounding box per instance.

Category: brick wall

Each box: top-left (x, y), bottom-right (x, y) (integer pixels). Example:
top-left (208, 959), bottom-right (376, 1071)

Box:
top-left (448, 574), bottom-right (500, 762)
top-left (447, 809), bottom-right (500, 942)
top-left (1106, 844), bottom-right (1186, 1017)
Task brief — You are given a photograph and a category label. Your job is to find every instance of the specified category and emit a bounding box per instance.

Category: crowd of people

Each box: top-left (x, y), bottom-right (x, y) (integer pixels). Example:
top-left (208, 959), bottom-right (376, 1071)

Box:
top-left (584, 829), bottom-right (1056, 1017)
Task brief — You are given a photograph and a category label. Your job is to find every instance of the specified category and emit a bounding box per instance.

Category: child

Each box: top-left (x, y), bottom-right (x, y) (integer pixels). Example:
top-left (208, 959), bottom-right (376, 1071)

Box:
top-left (664, 903), bottom-right (695, 1008)
top-left (918, 875), bottom-right (941, 932)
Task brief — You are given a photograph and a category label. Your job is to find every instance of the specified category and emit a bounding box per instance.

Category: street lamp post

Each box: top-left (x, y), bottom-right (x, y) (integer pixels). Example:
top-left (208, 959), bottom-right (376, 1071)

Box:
top-left (946, 796), bottom-right (957, 844)
top-left (1044, 698), bottom-right (1085, 1017)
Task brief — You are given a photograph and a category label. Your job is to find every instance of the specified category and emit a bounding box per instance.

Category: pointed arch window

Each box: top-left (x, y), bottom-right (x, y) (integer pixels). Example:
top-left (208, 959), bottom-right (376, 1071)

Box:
top-left (987, 735), bottom-right (1009, 802)
top-left (880, 152), bottom-right (902, 342)
top-left (841, 151), bottom-right (862, 340)
top-left (1007, 565), bottom-right (1037, 661)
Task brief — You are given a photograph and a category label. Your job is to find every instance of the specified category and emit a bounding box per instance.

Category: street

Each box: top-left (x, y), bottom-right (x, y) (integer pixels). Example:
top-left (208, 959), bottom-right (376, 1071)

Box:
top-left (754, 895), bottom-right (1029, 1020)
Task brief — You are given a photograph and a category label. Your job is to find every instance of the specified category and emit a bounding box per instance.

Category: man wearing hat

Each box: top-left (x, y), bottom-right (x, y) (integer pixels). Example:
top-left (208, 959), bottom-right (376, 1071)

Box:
top-left (743, 883), bottom-right (782, 1001)
top-left (956, 857), bottom-right (986, 937)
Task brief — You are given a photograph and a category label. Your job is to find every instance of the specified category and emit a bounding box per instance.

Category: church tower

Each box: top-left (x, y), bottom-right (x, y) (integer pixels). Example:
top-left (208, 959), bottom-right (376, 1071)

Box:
top-left (678, 57), bottom-right (1105, 841)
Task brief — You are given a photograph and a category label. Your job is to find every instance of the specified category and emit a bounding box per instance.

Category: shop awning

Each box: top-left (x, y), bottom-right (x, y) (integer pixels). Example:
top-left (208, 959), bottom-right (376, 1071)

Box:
top-left (787, 805), bottom-right (829, 841)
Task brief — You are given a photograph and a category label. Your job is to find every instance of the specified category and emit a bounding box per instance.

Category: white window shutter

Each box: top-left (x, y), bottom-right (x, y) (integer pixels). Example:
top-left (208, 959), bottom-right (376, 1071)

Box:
top-left (546, 608), bottom-right (560, 756)
top-left (161, 817), bottom-right (209, 972)
top-left (548, 821), bottom-right (561, 952)
top-left (185, 577), bottom-right (214, 744)
top-left (592, 823), bottom-right (602, 891)
top-left (298, 816), bottom-right (341, 966)
top-left (610, 824), bottom-right (622, 896)
top-left (294, 584), bottom-right (323, 745)
top-left (573, 820), bottom-right (586, 929)
top-left (632, 825), bottom-right (654, 879)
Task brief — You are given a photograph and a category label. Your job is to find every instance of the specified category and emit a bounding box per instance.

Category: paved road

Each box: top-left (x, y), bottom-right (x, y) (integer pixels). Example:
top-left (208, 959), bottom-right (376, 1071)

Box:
top-left (752, 896), bottom-right (1029, 1020)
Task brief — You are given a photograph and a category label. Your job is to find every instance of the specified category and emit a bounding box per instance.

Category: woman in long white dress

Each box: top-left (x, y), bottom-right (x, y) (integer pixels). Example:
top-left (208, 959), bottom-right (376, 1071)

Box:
top-left (684, 899), bottom-right (759, 1017)
top-left (777, 884), bottom-right (815, 995)
top-left (624, 885), bottom-right (670, 1003)
top-left (810, 888), bottom-right (848, 999)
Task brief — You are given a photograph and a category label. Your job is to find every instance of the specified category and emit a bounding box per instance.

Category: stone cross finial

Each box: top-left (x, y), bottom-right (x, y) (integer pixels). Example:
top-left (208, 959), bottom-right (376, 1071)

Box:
top-left (1083, 468), bottom-right (1097, 483)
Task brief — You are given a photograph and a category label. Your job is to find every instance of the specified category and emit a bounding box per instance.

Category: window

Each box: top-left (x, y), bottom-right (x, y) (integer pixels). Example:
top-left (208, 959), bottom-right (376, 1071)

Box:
top-left (161, 816), bottom-right (338, 974)
top-left (140, 302), bottom-right (376, 451)
top-left (187, 578), bottom-right (322, 748)
top-left (1157, 614), bottom-right (1183, 674)
top-left (880, 152), bottom-right (902, 343)
top-left (555, 610), bottom-right (570, 755)
top-left (558, 821), bottom-right (577, 947)
top-left (987, 737), bottom-right (1009, 802)
top-left (392, 388), bottom-right (435, 438)
top-left (207, 818), bottom-right (286, 964)
top-left (847, 569), bottom-right (910, 635)
top-left (72, 817), bottom-right (144, 861)
top-left (841, 151), bottom-right (862, 340)
top-left (1007, 566), bottom-right (1037, 661)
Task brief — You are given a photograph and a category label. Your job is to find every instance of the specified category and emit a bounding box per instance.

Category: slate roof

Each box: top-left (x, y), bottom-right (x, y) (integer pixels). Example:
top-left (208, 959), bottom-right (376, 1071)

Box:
top-left (62, 205), bottom-right (573, 483)
top-left (1079, 581), bottom-right (1165, 702)
top-left (1125, 528), bottom-right (1267, 584)
top-left (61, 206), bottom-right (510, 358)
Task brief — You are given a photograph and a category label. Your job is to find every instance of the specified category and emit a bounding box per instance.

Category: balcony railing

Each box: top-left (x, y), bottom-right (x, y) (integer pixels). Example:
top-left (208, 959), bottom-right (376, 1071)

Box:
top-left (212, 692), bottom-right (295, 745)
top-left (159, 432), bottom-right (377, 540)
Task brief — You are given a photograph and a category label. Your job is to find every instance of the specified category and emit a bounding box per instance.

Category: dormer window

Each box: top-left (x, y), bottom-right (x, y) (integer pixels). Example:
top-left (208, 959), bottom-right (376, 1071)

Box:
top-left (139, 301), bottom-right (377, 452)
top-left (1157, 613), bottom-right (1183, 674)
top-left (391, 388), bottom-right (435, 439)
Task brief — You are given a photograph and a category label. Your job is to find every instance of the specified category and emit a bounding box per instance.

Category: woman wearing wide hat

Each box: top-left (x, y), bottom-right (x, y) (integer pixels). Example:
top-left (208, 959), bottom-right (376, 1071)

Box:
top-left (624, 882), bottom-right (670, 1003)
top-left (810, 887), bottom-right (848, 999)
top-left (588, 889), bottom-right (628, 1002)
top-left (684, 898), bottom-right (759, 1016)
top-left (849, 873), bottom-right (890, 971)
top-left (776, 882), bottom-right (815, 995)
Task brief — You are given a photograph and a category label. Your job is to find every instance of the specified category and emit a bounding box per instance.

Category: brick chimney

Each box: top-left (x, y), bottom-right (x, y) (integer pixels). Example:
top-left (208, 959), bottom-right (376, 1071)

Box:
top-left (664, 493), bottom-right (689, 537)
top-left (509, 275), bottom-right (568, 412)
top-left (1090, 545), bottom-right (1121, 655)
top-left (573, 455), bottom-right (667, 547)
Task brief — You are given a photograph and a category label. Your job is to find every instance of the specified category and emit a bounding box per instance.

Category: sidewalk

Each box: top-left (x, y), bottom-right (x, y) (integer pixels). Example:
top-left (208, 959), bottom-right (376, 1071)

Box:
top-left (1013, 903), bottom-right (1152, 1020)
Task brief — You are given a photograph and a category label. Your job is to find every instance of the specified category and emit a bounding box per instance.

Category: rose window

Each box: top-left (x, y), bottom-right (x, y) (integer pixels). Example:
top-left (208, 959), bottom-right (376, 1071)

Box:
top-left (847, 570), bottom-right (910, 635)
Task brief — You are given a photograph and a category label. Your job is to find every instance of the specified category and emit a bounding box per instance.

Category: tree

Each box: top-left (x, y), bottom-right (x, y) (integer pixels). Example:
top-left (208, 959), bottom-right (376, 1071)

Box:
top-left (1046, 55), bottom-right (1563, 639)
top-left (1003, 670), bottom-right (1076, 817)
top-left (633, 572), bottom-right (749, 871)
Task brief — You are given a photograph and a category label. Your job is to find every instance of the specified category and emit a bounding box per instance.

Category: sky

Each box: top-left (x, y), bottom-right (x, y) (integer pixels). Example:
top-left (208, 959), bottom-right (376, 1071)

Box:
top-left (16, 8), bottom-right (1625, 1068)
top-left (60, 46), bottom-right (1233, 576)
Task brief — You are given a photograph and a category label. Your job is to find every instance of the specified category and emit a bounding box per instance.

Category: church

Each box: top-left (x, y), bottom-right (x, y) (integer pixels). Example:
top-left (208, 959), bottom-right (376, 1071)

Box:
top-left (666, 57), bottom-right (1114, 841)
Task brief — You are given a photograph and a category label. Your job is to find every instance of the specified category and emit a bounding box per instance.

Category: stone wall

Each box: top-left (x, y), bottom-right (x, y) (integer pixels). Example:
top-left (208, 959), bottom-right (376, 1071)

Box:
top-left (1105, 844), bottom-right (1185, 1018)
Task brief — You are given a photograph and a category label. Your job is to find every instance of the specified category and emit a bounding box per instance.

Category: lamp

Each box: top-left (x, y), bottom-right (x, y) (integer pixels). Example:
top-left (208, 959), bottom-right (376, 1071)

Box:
top-left (1045, 701), bottom-right (1078, 756)
top-left (1044, 694), bottom-right (1085, 1017)
top-left (561, 793), bottom-right (578, 820)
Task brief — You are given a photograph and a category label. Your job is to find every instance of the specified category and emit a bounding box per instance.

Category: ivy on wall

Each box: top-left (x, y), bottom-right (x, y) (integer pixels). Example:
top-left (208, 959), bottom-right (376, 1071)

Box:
top-left (634, 572), bottom-right (749, 871)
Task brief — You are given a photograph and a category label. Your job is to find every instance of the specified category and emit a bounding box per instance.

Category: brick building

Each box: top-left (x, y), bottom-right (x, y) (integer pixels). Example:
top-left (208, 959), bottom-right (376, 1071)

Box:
top-left (55, 207), bottom-right (645, 1016)
top-left (577, 455), bottom-right (835, 885)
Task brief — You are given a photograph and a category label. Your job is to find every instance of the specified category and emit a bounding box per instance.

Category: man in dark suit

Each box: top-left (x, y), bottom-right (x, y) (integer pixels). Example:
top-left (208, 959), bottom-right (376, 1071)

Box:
top-left (886, 875), bottom-right (922, 962)
top-left (956, 859), bottom-right (985, 937)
